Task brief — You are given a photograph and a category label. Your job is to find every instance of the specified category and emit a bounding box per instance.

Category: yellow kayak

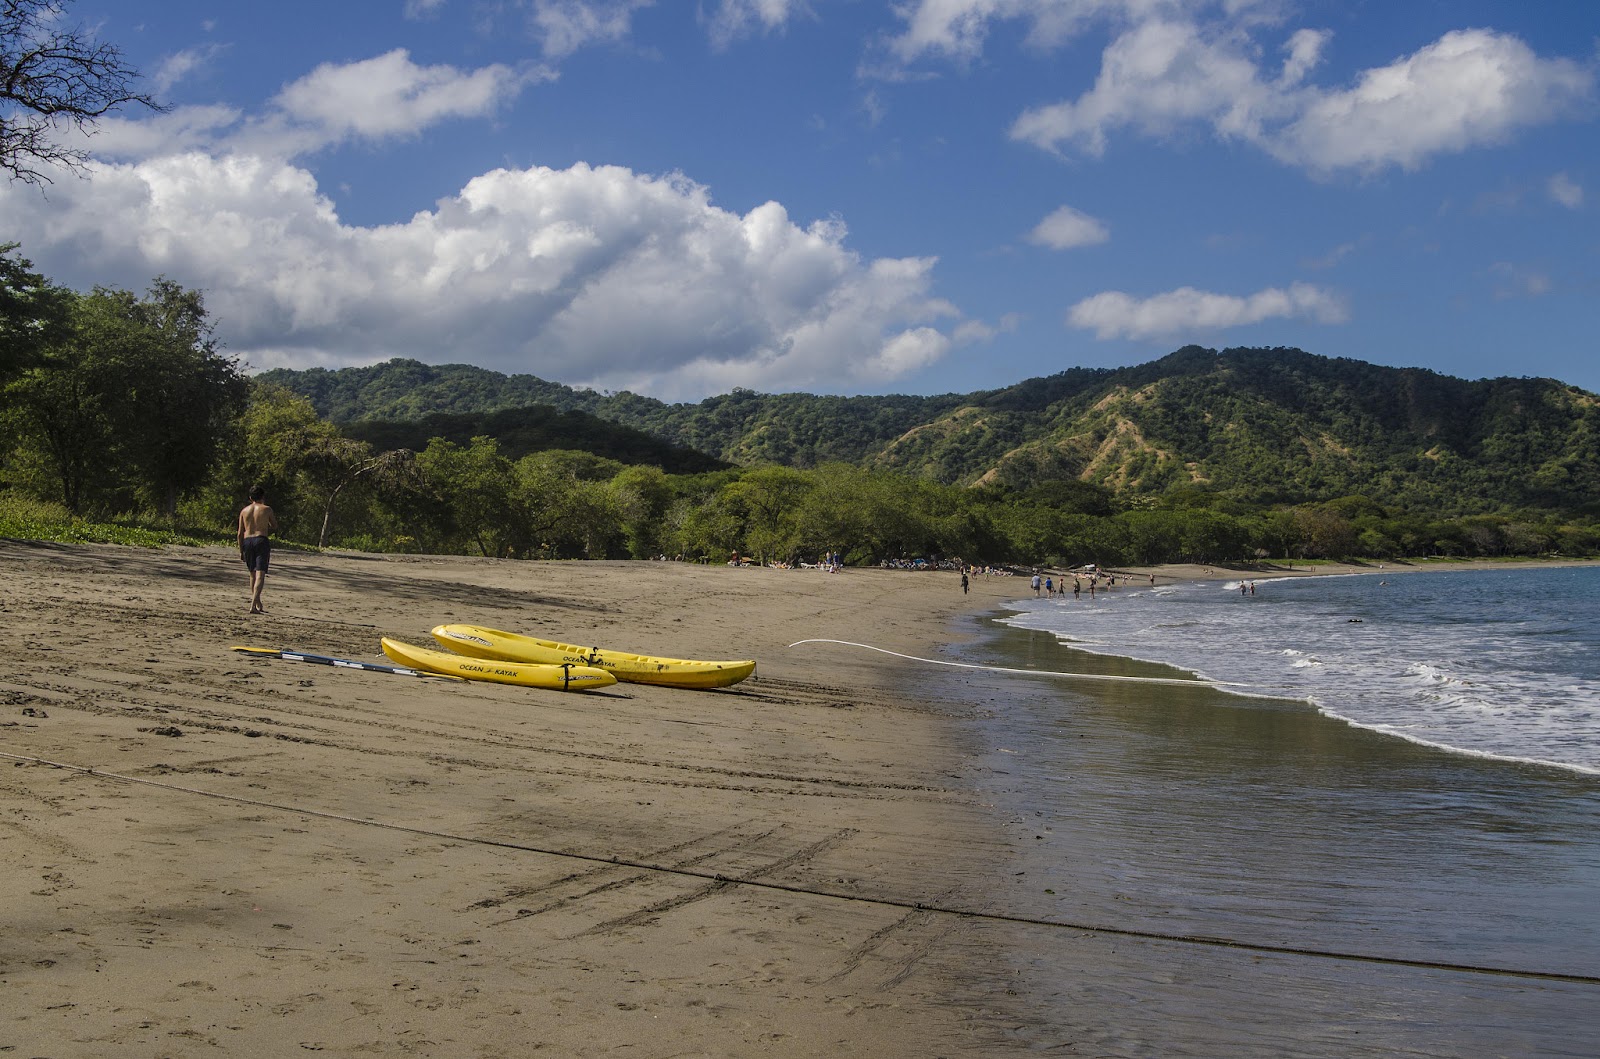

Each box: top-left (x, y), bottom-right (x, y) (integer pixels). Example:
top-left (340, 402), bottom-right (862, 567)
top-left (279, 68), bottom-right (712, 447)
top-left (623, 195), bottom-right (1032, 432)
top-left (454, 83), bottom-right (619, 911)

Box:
top-left (380, 637), bottom-right (616, 691)
top-left (430, 624), bottom-right (756, 689)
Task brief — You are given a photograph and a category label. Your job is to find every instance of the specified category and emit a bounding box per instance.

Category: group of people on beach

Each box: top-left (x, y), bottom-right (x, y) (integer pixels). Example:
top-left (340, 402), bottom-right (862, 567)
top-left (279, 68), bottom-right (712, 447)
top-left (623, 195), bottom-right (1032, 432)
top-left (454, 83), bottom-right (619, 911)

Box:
top-left (1026, 567), bottom-right (1158, 600)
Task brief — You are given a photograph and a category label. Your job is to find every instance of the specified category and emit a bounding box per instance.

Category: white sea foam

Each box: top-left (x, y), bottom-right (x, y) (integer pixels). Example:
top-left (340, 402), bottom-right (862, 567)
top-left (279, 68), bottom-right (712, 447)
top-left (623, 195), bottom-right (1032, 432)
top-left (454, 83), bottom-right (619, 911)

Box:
top-left (1000, 567), bottom-right (1600, 775)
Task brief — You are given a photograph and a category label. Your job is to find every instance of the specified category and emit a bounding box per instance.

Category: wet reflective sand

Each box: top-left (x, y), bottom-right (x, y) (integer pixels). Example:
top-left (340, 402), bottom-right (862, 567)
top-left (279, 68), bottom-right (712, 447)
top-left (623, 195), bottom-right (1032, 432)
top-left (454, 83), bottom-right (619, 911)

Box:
top-left (942, 618), bottom-right (1600, 1056)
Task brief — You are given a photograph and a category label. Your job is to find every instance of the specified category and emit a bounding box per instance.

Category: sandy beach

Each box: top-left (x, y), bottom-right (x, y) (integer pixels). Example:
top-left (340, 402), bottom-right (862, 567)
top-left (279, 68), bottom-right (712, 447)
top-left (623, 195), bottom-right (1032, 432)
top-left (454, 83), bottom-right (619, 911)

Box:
top-left (4, 543), bottom-right (1596, 1057)
top-left (1, 541), bottom-right (1041, 1057)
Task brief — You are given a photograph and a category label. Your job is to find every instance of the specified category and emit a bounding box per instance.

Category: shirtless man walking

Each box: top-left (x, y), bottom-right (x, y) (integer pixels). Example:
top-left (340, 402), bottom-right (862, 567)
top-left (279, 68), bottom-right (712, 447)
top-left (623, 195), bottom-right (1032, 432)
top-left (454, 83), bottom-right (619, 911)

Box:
top-left (237, 487), bottom-right (279, 614)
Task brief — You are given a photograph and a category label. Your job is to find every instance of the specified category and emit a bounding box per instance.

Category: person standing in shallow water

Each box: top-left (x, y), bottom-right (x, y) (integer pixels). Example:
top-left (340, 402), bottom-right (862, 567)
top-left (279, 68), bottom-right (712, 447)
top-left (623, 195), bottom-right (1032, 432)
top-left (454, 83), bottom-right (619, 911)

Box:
top-left (238, 486), bottom-right (278, 614)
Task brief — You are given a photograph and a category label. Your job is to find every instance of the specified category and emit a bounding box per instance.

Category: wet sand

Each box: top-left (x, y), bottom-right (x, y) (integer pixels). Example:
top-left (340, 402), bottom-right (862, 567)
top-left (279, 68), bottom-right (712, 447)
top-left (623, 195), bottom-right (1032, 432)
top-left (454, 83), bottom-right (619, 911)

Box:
top-left (953, 604), bottom-right (1600, 1056)
top-left (3, 542), bottom-right (1596, 1056)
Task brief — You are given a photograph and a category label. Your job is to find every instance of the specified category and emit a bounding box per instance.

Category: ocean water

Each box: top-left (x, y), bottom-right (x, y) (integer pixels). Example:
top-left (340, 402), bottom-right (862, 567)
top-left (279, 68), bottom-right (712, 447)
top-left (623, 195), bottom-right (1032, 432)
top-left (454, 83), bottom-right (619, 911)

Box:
top-left (999, 564), bottom-right (1600, 775)
top-left (939, 565), bottom-right (1600, 1053)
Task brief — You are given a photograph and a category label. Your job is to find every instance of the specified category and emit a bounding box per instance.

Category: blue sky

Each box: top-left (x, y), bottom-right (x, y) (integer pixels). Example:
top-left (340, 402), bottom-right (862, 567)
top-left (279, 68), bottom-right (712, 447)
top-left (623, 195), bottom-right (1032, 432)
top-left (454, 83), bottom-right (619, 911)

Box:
top-left (3, 0), bottom-right (1596, 400)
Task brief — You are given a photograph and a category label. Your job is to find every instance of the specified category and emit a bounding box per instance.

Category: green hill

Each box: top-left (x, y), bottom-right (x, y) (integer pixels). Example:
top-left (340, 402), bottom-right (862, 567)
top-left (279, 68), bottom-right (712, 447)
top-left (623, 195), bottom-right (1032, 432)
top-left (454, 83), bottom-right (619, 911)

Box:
top-left (260, 346), bottom-right (1600, 516)
top-left (339, 405), bottom-right (729, 474)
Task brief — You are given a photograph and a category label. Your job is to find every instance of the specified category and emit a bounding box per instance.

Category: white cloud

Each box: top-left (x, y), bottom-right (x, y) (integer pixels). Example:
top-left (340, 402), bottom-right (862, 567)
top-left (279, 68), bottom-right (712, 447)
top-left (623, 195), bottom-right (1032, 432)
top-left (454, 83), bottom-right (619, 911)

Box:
top-left (949, 313), bottom-right (1021, 345)
top-left (526, 0), bottom-right (655, 60)
top-left (885, 0), bottom-right (1014, 66)
top-left (86, 105), bottom-right (244, 160)
top-left (872, 327), bottom-right (953, 377)
top-left (1011, 18), bottom-right (1291, 157)
top-left (1003, 15), bottom-right (1594, 175)
top-left (1067, 282), bottom-right (1346, 339)
top-left (704, 0), bottom-right (807, 49)
top-left (273, 49), bottom-right (529, 145)
top-left (882, 0), bottom-right (1173, 67)
top-left (1278, 27), bottom-right (1328, 87)
top-left (0, 156), bottom-right (961, 400)
top-left (1027, 204), bottom-right (1110, 249)
top-left (151, 46), bottom-right (227, 95)
top-left (72, 51), bottom-right (538, 165)
top-left (1549, 171), bottom-right (1584, 209)
top-left (1273, 30), bottom-right (1594, 174)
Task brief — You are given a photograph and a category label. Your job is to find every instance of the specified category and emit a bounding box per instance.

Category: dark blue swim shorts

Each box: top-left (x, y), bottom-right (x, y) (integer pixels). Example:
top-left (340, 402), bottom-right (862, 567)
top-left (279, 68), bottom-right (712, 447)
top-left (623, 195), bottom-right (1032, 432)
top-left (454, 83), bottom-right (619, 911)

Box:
top-left (241, 535), bottom-right (272, 573)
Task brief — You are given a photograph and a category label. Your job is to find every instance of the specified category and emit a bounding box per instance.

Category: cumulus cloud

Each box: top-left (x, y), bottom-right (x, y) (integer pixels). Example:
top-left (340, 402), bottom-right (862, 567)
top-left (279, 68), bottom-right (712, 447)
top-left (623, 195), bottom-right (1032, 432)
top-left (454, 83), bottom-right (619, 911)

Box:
top-left (272, 50), bottom-right (531, 146)
top-left (1272, 30), bottom-right (1594, 174)
top-left (1067, 282), bottom-right (1346, 339)
top-left (86, 105), bottom-right (245, 161)
top-left (1011, 18), bottom-right (1302, 157)
top-left (79, 51), bottom-right (535, 165)
top-left (1549, 171), bottom-right (1584, 209)
top-left (0, 156), bottom-right (960, 400)
top-left (1027, 204), bottom-right (1110, 249)
top-left (997, 12), bottom-right (1594, 175)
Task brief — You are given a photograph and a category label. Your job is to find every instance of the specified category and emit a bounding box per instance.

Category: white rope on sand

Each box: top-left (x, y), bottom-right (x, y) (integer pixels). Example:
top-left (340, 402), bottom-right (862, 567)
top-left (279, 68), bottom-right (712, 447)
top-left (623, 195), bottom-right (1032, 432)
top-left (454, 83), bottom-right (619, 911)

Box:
top-left (786, 639), bottom-right (1252, 689)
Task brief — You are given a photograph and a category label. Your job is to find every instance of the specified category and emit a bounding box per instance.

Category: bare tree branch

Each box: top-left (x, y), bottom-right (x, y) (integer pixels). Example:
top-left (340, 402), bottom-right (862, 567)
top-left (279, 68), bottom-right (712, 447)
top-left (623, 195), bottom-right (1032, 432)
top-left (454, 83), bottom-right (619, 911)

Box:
top-left (0, 0), bottom-right (163, 185)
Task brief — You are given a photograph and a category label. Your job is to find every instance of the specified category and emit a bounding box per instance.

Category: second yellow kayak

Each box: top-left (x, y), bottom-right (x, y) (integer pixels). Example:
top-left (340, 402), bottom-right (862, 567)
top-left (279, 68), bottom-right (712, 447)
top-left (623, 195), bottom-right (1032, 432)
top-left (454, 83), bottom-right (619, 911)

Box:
top-left (430, 624), bottom-right (756, 689)
top-left (381, 637), bottom-right (616, 691)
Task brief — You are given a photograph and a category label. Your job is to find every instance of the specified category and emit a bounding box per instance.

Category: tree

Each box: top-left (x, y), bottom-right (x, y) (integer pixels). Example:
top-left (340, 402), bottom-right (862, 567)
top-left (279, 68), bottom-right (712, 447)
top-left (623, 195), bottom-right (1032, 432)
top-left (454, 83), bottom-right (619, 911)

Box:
top-left (1293, 506), bottom-right (1357, 559)
top-left (111, 280), bottom-right (247, 520)
top-left (611, 464), bottom-right (672, 558)
top-left (1, 0), bottom-right (161, 185)
top-left (226, 382), bottom-right (344, 531)
top-left (311, 447), bottom-right (419, 549)
top-left (6, 281), bottom-right (248, 516)
top-left (416, 437), bottom-right (514, 557)
top-left (727, 466), bottom-right (811, 565)
top-left (793, 463), bottom-right (874, 562)
top-left (3, 292), bottom-right (116, 513)
top-left (0, 242), bottom-right (70, 380)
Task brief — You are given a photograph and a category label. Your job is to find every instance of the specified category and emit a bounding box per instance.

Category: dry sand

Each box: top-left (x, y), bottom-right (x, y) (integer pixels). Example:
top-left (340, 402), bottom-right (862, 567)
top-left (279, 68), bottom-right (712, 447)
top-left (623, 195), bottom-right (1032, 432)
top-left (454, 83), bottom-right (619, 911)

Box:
top-left (1, 542), bottom-right (1034, 1057)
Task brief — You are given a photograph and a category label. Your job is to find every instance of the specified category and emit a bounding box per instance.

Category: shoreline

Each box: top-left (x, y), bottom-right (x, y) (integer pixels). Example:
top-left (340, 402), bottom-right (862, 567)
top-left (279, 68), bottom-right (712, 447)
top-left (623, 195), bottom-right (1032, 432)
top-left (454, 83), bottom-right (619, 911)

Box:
top-left (945, 598), bottom-right (1600, 1055)
top-left (980, 556), bottom-right (1600, 778)
top-left (3, 541), bottom-right (1596, 1055)
top-left (1061, 554), bottom-right (1596, 586)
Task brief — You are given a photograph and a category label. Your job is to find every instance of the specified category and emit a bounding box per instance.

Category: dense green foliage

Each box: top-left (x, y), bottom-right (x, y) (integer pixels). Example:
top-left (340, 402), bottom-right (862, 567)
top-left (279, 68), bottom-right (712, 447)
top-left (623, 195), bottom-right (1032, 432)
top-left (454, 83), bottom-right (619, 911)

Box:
top-left (2, 271), bottom-right (247, 518)
top-left (264, 347), bottom-right (1600, 518)
top-left (0, 244), bottom-right (72, 382)
top-left (5, 249), bottom-right (1597, 567)
top-left (342, 405), bottom-right (728, 474)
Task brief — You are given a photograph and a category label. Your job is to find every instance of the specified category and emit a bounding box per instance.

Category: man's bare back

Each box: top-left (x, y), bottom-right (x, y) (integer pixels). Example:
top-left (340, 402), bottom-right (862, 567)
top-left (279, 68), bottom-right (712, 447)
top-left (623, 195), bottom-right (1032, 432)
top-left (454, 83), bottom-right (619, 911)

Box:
top-left (238, 501), bottom-right (276, 539)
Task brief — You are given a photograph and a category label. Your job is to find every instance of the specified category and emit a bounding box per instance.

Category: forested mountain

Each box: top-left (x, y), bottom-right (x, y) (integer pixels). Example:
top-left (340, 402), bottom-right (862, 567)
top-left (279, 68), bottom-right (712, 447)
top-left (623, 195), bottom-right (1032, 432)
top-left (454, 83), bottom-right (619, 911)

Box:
top-left (341, 405), bottom-right (729, 474)
top-left (9, 249), bottom-right (1591, 565)
top-left (261, 346), bottom-right (1600, 517)
top-left (258, 360), bottom-right (968, 467)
